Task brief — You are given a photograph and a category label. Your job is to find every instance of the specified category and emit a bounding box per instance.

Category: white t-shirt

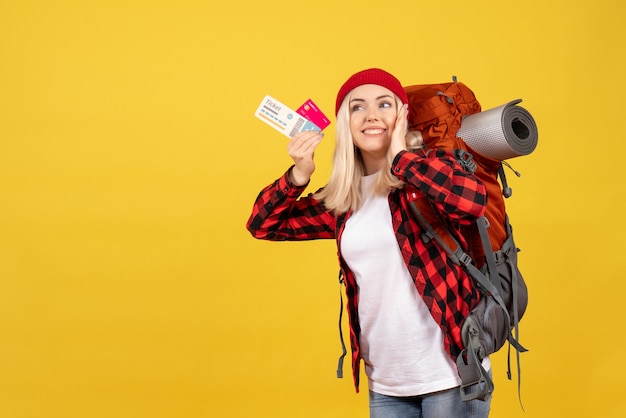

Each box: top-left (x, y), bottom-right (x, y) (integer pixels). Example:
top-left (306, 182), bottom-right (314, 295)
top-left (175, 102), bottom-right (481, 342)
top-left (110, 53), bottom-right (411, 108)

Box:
top-left (341, 174), bottom-right (462, 396)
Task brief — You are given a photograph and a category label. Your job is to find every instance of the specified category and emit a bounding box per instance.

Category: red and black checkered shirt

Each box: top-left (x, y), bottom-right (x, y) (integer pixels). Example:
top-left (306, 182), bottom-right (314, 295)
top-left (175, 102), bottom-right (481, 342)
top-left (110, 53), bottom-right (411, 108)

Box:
top-left (246, 149), bottom-right (487, 392)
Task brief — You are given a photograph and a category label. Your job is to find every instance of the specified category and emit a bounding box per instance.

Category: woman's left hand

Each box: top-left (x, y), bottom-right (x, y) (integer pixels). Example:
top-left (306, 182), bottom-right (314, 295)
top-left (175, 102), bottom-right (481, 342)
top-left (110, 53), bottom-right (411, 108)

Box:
top-left (388, 104), bottom-right (409, 162)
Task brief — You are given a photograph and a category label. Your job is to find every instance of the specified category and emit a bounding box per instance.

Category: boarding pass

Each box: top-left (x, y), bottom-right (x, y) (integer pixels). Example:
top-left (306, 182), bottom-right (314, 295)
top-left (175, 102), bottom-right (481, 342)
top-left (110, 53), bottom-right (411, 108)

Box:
top-left (255, 95), bottom-right (329, 138)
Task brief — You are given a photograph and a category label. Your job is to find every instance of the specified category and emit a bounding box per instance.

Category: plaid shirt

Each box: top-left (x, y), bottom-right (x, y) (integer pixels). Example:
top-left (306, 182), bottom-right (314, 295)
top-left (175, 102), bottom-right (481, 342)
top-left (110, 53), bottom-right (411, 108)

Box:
top-left (246, 150), bottom-right (487, 392)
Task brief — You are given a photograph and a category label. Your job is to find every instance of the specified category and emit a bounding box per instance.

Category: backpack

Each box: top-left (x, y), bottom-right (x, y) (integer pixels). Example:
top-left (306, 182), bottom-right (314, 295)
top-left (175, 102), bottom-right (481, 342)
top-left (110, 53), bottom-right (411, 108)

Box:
top-left (403, 78), bottom-right (537, 402)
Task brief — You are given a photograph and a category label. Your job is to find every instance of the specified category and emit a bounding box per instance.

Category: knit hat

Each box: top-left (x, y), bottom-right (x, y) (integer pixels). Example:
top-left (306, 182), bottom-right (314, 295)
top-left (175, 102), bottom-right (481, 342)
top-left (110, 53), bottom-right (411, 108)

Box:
top-left (335, 68), bottom-right (408, 115)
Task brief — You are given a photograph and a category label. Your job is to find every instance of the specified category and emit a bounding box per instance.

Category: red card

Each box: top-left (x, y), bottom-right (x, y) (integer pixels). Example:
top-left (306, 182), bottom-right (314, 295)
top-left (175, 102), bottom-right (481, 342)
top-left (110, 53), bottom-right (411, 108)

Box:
top-left (296, 99), bottom-right (331, 131)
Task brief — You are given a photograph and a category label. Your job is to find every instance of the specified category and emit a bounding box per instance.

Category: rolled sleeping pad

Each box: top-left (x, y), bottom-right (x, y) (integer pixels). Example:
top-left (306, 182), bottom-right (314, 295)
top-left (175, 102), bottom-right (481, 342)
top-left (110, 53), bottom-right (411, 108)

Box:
top-left (456, 99), bottom-right (538, 161)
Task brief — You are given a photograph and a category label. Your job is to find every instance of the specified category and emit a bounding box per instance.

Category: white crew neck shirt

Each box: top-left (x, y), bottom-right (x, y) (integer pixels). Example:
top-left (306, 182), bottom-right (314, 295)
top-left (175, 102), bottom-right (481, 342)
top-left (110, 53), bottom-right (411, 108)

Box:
top-left (340, 173), bottom-right (462, 396)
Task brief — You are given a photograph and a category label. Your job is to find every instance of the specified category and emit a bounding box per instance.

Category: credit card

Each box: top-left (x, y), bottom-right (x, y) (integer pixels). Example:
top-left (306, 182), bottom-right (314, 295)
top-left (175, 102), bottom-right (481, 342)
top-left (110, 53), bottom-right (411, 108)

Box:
top-left (255, 95), bottom-right (321, 138)
top-left (296, 99), bottom-right (331, 131)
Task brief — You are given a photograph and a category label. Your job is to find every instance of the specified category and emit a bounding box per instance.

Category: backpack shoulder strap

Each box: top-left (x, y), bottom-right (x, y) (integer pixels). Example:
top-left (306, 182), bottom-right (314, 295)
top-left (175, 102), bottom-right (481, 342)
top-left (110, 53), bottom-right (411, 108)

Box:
top-left (476, 215), bottom-right (503, 295)
top-left (405, 186), bottom-right (504, 304)
top-left (404, 185), bottom-right (467, 264)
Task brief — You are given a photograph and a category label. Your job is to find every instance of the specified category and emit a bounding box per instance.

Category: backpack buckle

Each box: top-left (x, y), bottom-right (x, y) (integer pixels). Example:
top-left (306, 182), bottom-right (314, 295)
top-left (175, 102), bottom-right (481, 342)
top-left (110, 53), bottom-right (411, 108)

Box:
top-left (454, 248), bottom-right (472, 267)
top-left (457, 347), bottom-right (494, 402)
top-left (420, 231), bottom-right (433, 244)
top-left (454, 149), bottom-right (477, 173)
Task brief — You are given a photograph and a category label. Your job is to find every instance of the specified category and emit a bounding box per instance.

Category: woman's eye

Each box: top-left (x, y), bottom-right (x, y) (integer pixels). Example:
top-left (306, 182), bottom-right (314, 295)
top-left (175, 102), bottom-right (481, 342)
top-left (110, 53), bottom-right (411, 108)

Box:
top-left (380, 102), bottom-right (392, 108)
top-left (351, 105), bottom-right (363, 112)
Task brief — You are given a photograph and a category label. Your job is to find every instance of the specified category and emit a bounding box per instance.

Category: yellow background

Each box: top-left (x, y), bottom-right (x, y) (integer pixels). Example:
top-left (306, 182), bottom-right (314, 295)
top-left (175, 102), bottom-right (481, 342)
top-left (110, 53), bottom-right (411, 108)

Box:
top-left (1, 0), bottom-right (624, 417)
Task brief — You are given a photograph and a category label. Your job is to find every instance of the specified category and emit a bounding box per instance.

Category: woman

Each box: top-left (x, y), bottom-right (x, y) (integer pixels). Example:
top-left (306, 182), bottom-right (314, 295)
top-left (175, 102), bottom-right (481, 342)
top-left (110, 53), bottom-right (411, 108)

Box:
top-left (247, 68), bottom-right (490, 417)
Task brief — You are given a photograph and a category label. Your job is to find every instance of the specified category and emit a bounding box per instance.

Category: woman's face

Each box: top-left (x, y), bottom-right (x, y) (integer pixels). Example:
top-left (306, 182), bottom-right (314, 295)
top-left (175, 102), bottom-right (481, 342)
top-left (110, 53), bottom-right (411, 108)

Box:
top-left (348, 84), bottom-right (398, 167)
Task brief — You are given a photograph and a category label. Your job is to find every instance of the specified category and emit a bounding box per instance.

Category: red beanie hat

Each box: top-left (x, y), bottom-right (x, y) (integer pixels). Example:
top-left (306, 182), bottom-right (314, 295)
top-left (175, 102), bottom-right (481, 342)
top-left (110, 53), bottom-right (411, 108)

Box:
top-left (335, 68), bottom-right (408, 115)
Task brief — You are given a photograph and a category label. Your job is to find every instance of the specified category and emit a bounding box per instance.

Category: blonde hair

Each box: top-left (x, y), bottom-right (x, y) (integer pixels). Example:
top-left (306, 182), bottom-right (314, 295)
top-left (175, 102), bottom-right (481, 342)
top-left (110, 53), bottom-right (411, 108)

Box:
top-left (315, 92), bottom-right (406, 214)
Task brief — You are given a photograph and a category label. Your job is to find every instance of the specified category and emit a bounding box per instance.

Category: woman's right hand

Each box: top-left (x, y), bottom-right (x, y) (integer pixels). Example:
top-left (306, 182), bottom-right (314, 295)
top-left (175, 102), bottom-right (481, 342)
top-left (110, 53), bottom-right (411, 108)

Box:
top-left (288, 130), bottom-right (323, 186)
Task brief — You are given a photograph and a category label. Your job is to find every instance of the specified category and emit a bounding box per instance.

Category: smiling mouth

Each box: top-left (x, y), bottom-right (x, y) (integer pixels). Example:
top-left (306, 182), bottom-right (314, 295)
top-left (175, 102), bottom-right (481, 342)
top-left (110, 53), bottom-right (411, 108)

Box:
top-left (363, 128), bottom-right (386, 135)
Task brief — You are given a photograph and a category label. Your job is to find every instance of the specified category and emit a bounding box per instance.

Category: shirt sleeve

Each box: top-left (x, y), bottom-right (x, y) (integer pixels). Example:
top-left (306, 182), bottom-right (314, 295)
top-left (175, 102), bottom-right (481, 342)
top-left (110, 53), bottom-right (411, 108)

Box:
top-left (246, 166), bottom-right (337, 241)
top-left (391, 149), bottom-right (487, 225)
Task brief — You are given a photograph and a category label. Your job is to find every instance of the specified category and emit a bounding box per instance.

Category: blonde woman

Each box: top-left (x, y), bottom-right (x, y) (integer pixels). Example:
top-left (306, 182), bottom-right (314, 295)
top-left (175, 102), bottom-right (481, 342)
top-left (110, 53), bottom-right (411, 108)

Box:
top-left (247, 68), bottom-right (490, 417)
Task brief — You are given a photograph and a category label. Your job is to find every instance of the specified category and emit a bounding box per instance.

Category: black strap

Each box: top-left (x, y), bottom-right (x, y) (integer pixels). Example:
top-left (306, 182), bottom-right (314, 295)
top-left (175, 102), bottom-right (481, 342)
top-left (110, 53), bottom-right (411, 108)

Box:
top-left (336, 271), bottom-right (347, 379)
top-left (408, 199), bottom-right (524, 402)
top-left (406, 155), bottom-right (528, 404)
top-left (408, 200), bottom-right (514, 347)
top-left (408, 201), bottom-right (510, 317)
top-left (409, 200), bottom-right (462, 261)
top-left (498, 161), bottom-right (522, 199)
top-left (476, 216), bottom-right (503, 294)
top-left (503, 218), bottom-right (527, 410)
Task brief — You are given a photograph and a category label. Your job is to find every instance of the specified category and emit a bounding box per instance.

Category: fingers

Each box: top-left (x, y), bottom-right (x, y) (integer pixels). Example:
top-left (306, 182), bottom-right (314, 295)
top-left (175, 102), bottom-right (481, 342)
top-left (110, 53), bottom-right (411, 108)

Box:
top-left (396, 104), bottom-right (409, 132)
top-left (391, 105), bottom-right (409, 145)
top-left (288, 130), bottom-right (324, 156)
top-left (388, 105), bottom-right (409, 161)
top-left (287, 130), bottom-right (324, 185)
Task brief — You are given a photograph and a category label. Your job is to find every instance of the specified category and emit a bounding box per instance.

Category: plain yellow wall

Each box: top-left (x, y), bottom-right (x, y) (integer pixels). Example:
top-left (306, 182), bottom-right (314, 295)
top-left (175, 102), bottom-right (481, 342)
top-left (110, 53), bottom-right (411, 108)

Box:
top-left (1, 0), bottom-right (625, 417)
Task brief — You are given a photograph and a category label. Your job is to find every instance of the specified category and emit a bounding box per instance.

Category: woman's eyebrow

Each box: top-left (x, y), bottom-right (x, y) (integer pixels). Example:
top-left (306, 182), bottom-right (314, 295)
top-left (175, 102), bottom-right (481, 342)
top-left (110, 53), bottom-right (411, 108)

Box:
top-left (349, 94), bottom-right (393, 104)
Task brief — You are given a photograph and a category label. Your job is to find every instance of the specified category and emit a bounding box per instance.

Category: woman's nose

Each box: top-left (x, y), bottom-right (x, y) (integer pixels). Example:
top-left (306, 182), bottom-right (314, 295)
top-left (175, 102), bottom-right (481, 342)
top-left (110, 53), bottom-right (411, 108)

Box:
top-left (366, 109), bottom-right (379, 121)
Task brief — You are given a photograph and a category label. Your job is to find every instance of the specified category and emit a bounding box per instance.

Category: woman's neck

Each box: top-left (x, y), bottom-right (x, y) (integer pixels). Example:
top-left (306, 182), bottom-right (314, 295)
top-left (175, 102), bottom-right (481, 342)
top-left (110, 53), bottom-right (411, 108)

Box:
top-left (362, 155), bottom-right (386, 175)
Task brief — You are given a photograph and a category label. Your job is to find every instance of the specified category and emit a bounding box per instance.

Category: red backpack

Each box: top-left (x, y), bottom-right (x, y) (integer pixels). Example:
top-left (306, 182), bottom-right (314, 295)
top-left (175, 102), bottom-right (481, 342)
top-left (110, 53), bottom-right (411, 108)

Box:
top-left (403, 78), bottom-right (536, 403)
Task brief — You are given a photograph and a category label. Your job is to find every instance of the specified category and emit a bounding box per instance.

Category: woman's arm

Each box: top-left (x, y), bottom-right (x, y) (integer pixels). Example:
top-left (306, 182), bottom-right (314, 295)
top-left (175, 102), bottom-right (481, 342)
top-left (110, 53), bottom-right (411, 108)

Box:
top-left (246, 167), bottom-right (336, 241)
top-left (391, 149), bottom-right (487, 225)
